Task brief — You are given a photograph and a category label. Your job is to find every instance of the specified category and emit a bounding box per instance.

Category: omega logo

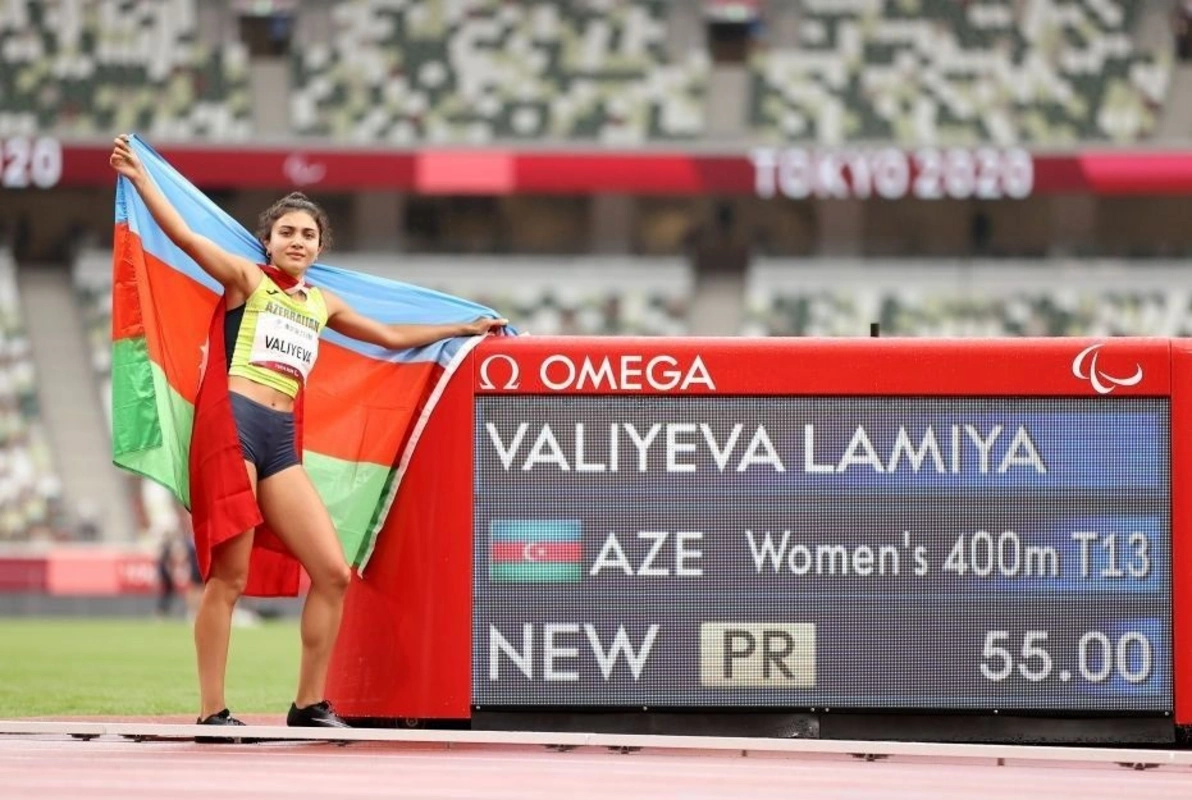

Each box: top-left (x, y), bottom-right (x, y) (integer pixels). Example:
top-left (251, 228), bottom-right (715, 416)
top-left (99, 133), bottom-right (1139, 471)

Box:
top-left (479, 354), bottom-right (521, 390)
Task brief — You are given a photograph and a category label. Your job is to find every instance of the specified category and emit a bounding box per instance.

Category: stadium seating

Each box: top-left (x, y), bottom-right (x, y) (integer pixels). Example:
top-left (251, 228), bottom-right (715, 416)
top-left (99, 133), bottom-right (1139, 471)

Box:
top-left (743, 259), bottom-right (1192, 337)
top-left (327, 254), bottom-right (695, 335)
top-left (0, 0), bottom-right (251, 139)
top-left (3, 0), bottom-right (1178, 144)
top-left (290, 0), bottom-right (709, 144)
top-left (0, 251), bottom-right (66, 541)
top-left (72, 263), bottom-right (112, 427)
top-left (751, 0), bottom-right (1173, 144)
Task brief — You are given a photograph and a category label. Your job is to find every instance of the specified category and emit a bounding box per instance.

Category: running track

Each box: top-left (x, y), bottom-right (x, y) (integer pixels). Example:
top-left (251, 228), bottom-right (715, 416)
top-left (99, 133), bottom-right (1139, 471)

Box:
top-left (2, 735), bottom-right (1192, 800)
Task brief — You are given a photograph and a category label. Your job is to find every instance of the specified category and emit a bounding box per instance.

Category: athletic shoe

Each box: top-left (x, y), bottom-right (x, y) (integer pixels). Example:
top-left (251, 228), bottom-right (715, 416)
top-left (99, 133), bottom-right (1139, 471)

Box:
top-left (195, 708), bottom-right (258, 744)
top-left (286, 700), bottom-right (351, 728)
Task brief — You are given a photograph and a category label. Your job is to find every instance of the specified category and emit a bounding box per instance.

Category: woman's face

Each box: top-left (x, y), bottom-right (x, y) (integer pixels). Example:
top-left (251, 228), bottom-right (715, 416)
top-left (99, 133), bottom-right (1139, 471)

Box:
top-left (266, 210), bottom-right (322, 273)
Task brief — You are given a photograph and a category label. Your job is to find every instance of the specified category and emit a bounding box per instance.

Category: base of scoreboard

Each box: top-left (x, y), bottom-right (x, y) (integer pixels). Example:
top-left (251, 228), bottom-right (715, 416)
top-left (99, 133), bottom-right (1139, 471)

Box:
top-left (469, 710), bottom-right (1178, 746)
top-left (471, 709), bottom-right (817, 740)
top-left (816, 712), bottom-right (1174, 746)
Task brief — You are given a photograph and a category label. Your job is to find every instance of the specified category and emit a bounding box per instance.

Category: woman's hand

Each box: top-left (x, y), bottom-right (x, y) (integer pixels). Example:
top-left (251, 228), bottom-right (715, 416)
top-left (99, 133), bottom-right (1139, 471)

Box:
top-left (109, 135), bottom-right (145, 182)
top-left (462, 317), bottom-right (509, 336)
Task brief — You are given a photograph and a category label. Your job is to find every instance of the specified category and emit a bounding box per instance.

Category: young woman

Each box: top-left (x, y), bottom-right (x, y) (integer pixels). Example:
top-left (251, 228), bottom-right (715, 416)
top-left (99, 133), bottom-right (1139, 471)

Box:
top-left (110, 135), bottom-right (505, 732)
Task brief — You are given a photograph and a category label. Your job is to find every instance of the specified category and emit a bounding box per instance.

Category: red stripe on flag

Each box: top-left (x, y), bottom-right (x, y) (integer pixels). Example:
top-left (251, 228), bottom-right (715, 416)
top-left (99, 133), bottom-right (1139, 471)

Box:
top-left (113, 224), bottom-right (219, 404)
top-left (303, 351), bottom-right (438, 464)
top-left (491, 542), bottom-right (581, 564)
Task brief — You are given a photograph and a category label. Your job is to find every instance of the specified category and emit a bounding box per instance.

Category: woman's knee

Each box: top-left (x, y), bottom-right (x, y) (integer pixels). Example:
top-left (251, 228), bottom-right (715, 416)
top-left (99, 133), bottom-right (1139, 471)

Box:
top-left (205, 569), bottom-right (248, 602)
top-left (206, 532), bottom-right (253, 602)
top-left (312, 559), bottom-right (352, 594)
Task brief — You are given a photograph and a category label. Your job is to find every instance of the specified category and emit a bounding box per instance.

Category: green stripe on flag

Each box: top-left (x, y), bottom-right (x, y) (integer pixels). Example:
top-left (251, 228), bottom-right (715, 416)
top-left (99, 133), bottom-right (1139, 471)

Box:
top-left (111, 337), bottom-right (161, 456)
top-left (490, 563), bottom-right (583, 583)
top-left (359, 462), bottom-right (400, 568)
top-left (303, 452), bottom-right (391, 568)
top-left (110, 340), bottom-right (193, 506)
top-left (109, 338), bottom-right (393, 566)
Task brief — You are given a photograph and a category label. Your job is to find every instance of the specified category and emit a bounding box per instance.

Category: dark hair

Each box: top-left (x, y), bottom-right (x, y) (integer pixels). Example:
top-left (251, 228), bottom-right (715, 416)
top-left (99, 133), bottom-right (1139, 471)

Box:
top-left (255, 191), bottom-right (333, 252)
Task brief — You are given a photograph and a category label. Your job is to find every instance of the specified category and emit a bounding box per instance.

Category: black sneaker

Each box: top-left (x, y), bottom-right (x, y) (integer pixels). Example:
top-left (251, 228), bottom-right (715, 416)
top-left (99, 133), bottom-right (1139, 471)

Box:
top-left (287, 700), bottom-right (350, 729)
top-left (195, 708), bottom-right (258, 744)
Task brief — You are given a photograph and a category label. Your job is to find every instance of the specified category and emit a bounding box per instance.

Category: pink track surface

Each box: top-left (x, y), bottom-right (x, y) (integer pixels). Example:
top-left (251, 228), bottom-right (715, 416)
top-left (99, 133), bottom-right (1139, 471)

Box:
top-left (2, 735), bottom-right (1192, 800)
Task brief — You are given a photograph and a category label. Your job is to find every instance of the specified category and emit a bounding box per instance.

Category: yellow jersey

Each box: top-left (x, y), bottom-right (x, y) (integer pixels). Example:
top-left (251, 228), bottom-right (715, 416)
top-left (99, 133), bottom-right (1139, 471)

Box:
top-left (225, 274), bottom-right (329, 398)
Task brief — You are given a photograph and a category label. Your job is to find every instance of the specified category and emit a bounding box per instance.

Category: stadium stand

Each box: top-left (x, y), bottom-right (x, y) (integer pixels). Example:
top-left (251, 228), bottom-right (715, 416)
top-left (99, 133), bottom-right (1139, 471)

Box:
top-left (743, 259), bottom-right (1192, 337)
top-left (3, 0), bottom-right (1179, 145)
top-left (327, 254), bottom-right (695, 335)
top-left (72, 257), bottom-right (112, 427)
top-left (0, 0), bottom-right (252, 139)
top-left (0, 250), bottom-right (66, 541)
top-left (291, 0), bottom-right (709, 144)
top-left (751, 0), bottom-right (1174, 145)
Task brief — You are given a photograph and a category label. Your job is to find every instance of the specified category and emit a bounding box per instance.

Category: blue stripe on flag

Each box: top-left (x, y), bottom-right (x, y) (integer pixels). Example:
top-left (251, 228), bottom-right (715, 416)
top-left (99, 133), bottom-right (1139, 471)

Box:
top-left (117, 134), bottom-right (512, 368)
top-left (490, 520), bottom-right (582, 544)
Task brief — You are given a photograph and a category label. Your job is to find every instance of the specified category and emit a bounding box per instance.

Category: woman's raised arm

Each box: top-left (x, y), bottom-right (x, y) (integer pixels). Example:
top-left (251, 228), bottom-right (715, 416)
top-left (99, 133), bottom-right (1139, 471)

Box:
top-left (110, 135), bottom-right (257, 295)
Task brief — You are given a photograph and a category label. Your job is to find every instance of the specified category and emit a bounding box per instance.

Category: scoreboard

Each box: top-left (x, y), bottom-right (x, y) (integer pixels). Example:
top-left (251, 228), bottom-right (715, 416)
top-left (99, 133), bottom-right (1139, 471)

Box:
top-left (326, 336), bottom-right (1192, 734)
top-left (469, 339), bottom-right (1185, 716)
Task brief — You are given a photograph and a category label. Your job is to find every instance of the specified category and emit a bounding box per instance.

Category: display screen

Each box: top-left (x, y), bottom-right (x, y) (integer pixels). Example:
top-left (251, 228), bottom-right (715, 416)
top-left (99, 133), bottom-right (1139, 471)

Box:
top-left (472, 396), bottom-right (1171, 712)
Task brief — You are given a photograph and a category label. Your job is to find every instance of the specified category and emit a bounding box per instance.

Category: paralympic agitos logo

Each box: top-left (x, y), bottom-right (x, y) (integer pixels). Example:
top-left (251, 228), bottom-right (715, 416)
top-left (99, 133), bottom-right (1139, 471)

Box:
top-left (479, 353), bottom-right (716, 392)
top-left (1071, 343), bottom-right (1143, 395)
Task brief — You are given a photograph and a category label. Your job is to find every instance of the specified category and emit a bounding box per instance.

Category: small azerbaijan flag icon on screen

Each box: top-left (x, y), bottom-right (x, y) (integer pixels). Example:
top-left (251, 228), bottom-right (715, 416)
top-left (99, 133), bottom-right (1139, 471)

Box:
top-left (490, 520), bottom-right (582, 583)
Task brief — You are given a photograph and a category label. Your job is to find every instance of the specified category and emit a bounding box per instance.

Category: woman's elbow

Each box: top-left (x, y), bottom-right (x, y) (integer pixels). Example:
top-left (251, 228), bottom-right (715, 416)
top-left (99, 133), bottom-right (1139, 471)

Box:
top-left (385, 333), bottom-right (417, 351)
top-left (376, 328), bottom-right (405, 351)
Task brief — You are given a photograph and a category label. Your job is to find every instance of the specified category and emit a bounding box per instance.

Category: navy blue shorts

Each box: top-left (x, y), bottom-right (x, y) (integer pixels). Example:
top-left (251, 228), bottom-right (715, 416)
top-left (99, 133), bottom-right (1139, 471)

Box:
top-left (230, 392), bottom-right (300, 480)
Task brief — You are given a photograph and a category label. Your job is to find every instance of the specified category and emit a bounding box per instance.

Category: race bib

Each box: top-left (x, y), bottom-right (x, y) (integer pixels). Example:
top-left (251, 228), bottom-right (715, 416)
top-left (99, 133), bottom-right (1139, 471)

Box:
top-left (249, 309), bottom-right (320, 381)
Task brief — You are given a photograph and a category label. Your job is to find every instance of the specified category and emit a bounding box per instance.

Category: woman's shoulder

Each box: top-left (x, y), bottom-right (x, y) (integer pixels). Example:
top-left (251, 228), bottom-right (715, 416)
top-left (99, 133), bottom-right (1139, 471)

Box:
top-left (309, 283), bottom-right (335, 304)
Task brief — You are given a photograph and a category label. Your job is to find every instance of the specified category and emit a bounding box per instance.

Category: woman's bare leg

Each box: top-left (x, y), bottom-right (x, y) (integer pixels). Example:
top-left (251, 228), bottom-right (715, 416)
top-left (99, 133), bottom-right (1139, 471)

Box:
top-left (257, 465), bottom-right (352, 707)
top-left (193, 460), bottom-right (257, 719)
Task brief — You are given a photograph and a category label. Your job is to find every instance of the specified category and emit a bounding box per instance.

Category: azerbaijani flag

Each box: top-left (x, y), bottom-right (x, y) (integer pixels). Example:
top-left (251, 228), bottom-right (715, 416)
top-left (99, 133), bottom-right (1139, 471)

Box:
top-left (110, 134), bottom-right (508, 596)
top-left (489, 520), bottom-right (583, 583)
